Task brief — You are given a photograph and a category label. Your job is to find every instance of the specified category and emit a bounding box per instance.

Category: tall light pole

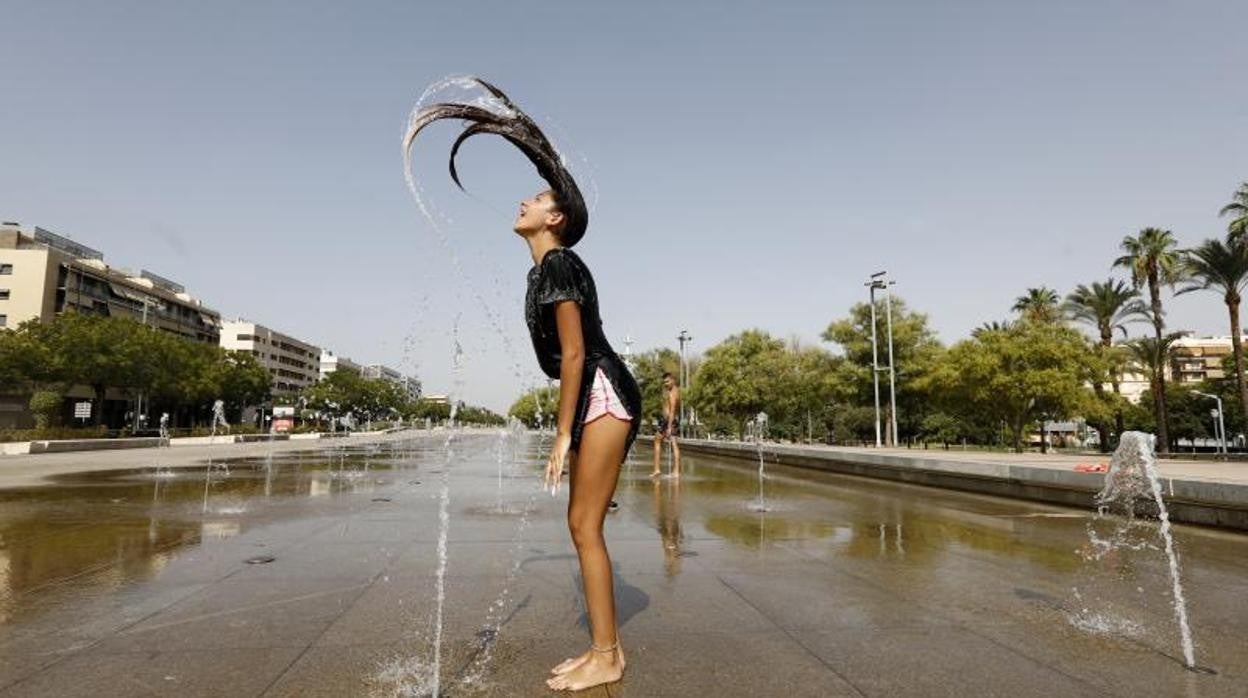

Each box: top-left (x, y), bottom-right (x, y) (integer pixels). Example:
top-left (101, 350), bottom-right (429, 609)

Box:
top-left (883, 277), bottom-right (899, 446)
top-left (866, 272), bottom-right (900, 447)
top-left (1192, 390), bottom-right (1227, 455)
top-left (677, 330), bottom-right (692, 438)
top-left (866, 274), bottom-right (883, 447)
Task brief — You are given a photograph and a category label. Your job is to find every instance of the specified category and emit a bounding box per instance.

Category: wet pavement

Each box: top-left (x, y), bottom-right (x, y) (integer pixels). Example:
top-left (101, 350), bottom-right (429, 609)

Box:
top-left (0, 432), bottom-right (1245, 696)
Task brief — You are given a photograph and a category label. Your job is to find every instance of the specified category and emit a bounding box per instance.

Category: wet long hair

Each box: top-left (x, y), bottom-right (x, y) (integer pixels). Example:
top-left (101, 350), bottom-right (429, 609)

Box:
top-left (404, 77), bottom-right (588, 246)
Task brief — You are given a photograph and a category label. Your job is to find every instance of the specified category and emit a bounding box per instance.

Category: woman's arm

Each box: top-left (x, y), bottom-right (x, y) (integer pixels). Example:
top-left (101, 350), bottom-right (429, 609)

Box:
top-left (544, 300), bottom-right (584, 493)
top-left (554, 300), bottom-right (585, 435)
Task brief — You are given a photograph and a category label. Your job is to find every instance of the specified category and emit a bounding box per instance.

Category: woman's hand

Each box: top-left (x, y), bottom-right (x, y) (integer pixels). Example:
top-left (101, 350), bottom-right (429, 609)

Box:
top-left (545, 432), bottom-right (572, 495)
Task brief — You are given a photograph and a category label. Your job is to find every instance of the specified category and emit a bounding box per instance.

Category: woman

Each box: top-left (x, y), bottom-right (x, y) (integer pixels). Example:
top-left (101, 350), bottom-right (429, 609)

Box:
top-left (407, 78), bottom-right (642, 692)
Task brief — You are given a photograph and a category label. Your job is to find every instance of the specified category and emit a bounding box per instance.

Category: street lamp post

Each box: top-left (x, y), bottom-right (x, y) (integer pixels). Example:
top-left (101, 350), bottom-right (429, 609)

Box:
top-left (865, 272), bottom-right (900, 447)
top-left (866, 275), bottom-right (883, 447)
top-left (883, 278), bottom-right (898, 446)
top-left (677, 330), bottom-right (692, 438)
top-left (1192, 391), bottom-right (1227, 455)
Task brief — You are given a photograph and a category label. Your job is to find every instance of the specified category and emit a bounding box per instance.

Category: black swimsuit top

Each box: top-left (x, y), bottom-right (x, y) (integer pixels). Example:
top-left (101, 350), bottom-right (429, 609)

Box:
top-left (524, 247), bottom-right (642, 451)
top-left (524, 247), bottom-right (618, 378)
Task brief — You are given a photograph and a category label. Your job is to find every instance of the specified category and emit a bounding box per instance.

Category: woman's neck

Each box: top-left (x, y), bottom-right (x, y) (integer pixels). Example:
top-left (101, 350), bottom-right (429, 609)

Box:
top-left (527, 231), bottom-right (563, 266)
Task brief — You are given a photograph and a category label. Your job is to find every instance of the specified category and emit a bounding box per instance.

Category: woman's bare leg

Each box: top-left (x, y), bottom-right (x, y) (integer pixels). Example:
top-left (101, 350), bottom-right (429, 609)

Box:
top-left (651, 434), bottom-right (663, 477)
top-left (547, 416), bottom-right (630, 692)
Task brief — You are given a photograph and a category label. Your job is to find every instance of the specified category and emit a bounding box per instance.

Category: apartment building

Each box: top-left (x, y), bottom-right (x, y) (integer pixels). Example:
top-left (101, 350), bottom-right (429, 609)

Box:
top-left (0, 223), bottom-right (220, 342)
top-left (319, 350), bottom-right (362, 380)
top-left (220, 320), bottom-right (321, 396)
top-left (1118, 334), bottom-right (1239, 403)
top-left (362, 363), bottom-right (422, 401)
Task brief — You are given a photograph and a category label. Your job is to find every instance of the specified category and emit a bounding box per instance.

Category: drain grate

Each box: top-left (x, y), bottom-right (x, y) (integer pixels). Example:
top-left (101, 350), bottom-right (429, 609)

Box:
top-left (371, 497), bottom-right (393, 503)
top-left (244, 555), bottom-right (275, 565)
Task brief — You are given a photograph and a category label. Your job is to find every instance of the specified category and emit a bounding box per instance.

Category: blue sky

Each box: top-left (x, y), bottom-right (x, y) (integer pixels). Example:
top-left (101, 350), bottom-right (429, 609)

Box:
top-left (2, 1), bottom-right (1245, 411)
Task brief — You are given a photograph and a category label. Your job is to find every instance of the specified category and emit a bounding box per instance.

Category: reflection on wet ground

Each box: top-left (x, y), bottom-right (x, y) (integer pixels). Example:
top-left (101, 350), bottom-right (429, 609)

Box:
top-left (0, 433), bottom-right (1245, 696)
top-left (0, 442), bottom-right (432, 627)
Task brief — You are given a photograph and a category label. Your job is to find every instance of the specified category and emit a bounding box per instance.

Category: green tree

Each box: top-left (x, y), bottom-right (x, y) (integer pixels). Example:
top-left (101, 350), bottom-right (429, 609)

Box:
top-left (688, 331), bottom-right (785, 436)
top-left (456, 404), bottom-right (505, 426)
top-left (302, 368), bottom-right (369, 426)
top-left (1220, 181), bottom-right (1248, 240)
top-left (407, 397), bottom-right (453, 423)
top-left (822, 297), bottom-right (944, 443)
top-left (508, 385), bottom-right (557, 428)
top-left (213, 350), bottom-right (272, 420)
top-left (687, 331), bottom-right (846, 440)
top-left (973, 320), bottom-right (1013, 338)
top-left (0, 319), bottom-right (54, 393)
top-left (1178, 236), bottom-right (1248, 437)
top-left (830, 405), bottom-right (877, 444)
top-left (32, 313), bottom-right (151, 425)
top-left (1063, 280), bottom-right (1148, 349)
top-left (1114, 227), bottom-right (1185, 452)
top-left (1125, 332), bottom-right (1184, 449)
top-left (783, 343), bottom-right (846, 442)
top-left (630, 348), bottom-right (681, 422)
top-left (356, 378), bottom-right (408, 425)
top-left (28, 390), bottom-right (63, 429)
top-left (1063, 278), bottom-right (1148, 448)
top-left (1134, 384), bottom-right (1215, 451)
top-left (1012, 287), bottom-right (1062, 324)
top-left (918, 411), bottom-right (962, 449)
top-left (928, 321), bottom-right (1096, 452)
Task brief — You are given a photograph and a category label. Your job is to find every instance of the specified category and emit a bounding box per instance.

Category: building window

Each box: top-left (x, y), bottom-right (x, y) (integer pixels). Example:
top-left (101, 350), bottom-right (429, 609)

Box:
top-left (0, 289), bottom-right (8, 300)
top-left (0, 314), bottom-right (6, 327)
top-left (0, 264), bottom-right (12, 275)
top-left (237, 334), bottom-right (252, 341)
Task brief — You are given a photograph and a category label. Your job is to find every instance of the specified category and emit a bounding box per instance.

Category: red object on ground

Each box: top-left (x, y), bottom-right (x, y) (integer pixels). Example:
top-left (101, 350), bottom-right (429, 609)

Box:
top-left (1073, 462), bottom-right (1109, 473)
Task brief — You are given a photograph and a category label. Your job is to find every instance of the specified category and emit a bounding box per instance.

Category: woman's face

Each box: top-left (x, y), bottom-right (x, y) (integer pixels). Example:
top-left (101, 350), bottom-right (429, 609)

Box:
top-left (514, 190), bottom-right (562, 236)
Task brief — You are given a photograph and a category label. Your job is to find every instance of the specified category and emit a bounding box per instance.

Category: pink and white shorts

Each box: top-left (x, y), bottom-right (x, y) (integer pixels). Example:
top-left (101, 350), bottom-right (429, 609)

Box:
top-left (584, 368), bottom-right (633, 424)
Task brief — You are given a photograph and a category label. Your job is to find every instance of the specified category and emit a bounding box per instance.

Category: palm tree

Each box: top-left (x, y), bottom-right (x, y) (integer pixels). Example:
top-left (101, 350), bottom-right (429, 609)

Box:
top-left (1220, 182), bottom-right (1248, 240)
top-left (1064, 279), bottom-right (1149, 448)
top-left (1012, 287), bottom-right (1061, 323)
top-left (1179, 236), bottom-right (1248, 437)
top-left (1114, 228), bottom-right (1185, 452)
top-left (1127, 332), bottom-right (1184, 450)
top-left (1063, 280), bottom-right (1149, 348)
top-left (973, 320), bottom-right (1013, 338)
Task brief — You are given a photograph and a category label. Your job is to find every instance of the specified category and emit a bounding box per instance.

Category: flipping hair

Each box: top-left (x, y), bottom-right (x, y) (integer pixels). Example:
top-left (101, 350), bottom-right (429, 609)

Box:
top-left (404, 77), bottom-right (588, 246)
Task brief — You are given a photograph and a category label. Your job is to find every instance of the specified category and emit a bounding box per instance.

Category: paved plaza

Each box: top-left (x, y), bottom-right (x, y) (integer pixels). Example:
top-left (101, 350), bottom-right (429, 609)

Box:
top-left (0, 432), bottom-right (1245, 696)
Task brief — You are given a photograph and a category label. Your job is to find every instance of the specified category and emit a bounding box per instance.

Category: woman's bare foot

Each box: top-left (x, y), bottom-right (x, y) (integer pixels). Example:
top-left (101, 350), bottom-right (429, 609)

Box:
top-left (549, 649), bottom-right (590, 676)
top-left (546, 645), bottom-right (623, 691)
top-left (550, 645), bottom-right (625, 676)
top-left (649, 470), bottom-right (661, 478)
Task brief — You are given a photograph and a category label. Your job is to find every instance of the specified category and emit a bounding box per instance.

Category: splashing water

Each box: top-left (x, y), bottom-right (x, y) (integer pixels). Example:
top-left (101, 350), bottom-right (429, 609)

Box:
top-left (401, 78), bottom-right (537, 390)
top-left (1082, 431), bottom-right (1197, 669)
top-left (428, 321), bottom-right (466, 697)
top-left (747, 412), bottom-right (770, 512)
top-left (458, 431), bottom-right (545, 688)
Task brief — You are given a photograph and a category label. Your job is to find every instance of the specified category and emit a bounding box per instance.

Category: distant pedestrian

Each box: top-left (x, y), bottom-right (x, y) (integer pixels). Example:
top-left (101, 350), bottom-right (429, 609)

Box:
top-left (652, 372), bottom-right (682, 478)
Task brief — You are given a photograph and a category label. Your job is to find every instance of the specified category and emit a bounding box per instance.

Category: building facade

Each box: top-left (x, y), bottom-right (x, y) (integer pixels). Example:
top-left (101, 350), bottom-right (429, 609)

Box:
top-left (0, 224), bottom-right (220, 342)
top-left (362, 363), bottom-right (422, 401)
top-left (220, 320), bottom-right (321, 397)
top-left (319, 350), bottom-right (362, 380)
top-left (1118, 334), bottom-right (1239, 404)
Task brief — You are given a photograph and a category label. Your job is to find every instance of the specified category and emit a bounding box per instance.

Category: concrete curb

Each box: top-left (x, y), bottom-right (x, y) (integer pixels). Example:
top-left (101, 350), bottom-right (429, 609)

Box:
top-left (28, 437), bottom-right (164, 454)
top-left (661, 438), bottom-right (1248, 532)
top-left (4, 432), bottom-right (339, 455)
